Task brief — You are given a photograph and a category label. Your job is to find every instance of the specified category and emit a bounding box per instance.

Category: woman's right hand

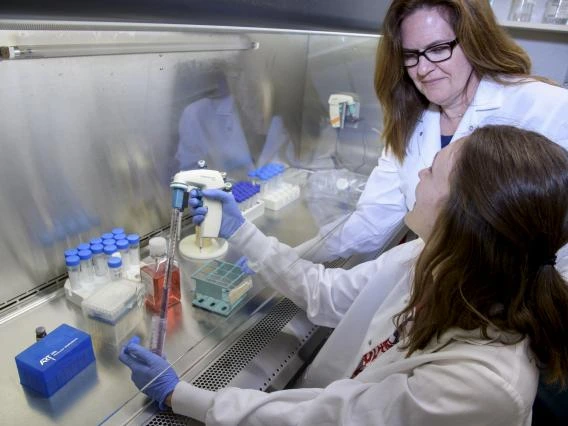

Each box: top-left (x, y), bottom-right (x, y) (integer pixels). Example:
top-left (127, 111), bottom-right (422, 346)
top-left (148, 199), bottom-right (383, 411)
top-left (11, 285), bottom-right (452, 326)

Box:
top-left (189, 189), bottom-right (245, 239)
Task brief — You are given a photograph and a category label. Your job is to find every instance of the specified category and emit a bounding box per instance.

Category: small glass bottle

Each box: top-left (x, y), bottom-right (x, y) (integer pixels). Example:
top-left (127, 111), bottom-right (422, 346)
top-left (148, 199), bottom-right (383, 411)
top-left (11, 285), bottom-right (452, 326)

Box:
top-left (78, 249), bottom-right (94, 283)
top-left (64, 248), bottom-right (78, 258)
top-left (66, 255), bottom-right (81, 289)
top-left (90, 243), bottom-right (107, 277)
top-left (114, 233), bottom-right (127, 241)
top-left (127, 234), bottom-right (140, 267)
top-left (107, 256), bottom-right (123, 281)
top-left (103, 244), bottom-right (118, 266)
top-left (141, 237), bottom-right (181, 312)
top-left (508, 0), bottom-right (535, 22)
top-left (112, 227), bottom-right (125, 236)
top-left (77, 242), bottom-right (91, 252)
top-left (101, 232), bottom-right (114, 241)
top-left (90, 237), bottom-right (103, 246)
top-left (35, 326), bottom-right (47, 342)
top-left (116, 239), bottom-right (130, 270)
top-left (102, 238), bottom-right (116, 247)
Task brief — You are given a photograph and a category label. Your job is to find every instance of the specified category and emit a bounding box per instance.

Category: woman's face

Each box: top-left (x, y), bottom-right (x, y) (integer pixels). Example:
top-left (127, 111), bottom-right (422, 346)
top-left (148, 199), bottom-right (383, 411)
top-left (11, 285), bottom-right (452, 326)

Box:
top-left (400, 7), bottom-right (474, 109)
top-left (405, 139), bottom-right (464, 240)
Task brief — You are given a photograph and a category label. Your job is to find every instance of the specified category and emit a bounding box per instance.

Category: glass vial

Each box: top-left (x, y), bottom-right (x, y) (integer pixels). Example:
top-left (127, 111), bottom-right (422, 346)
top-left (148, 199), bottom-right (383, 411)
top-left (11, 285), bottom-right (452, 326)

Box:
top-left (543, 0), bottom-right (568, 24)
top-left (108, 256), bottom-right (123, 281)
top-left (35, 326), bottom-right (47, 342)
top-left (90, 243), bottom-right (107, 277)
top-left (141, 237), bottom-right (181, 312)
top-left (78, 249), bottom-right (94, 283)
top-left (508, 0), bottom-right (535, 21)
top-left (66, 255), bottom-right (81, 289)
top-left (116, 239), bottom-right (130, 270)
top-left (127, 234), bottom-right (140, 267)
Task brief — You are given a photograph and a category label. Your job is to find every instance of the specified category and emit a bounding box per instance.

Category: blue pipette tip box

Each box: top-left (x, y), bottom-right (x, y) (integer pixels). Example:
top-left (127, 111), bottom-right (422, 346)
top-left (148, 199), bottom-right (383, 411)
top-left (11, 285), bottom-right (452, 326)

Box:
top-left (15, 323), bottom-right (96, 397)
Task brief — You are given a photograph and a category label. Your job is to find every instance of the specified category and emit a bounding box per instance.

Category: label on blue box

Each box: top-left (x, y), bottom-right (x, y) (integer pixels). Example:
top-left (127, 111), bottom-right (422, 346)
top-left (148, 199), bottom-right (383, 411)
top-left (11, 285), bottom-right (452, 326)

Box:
top-left (15, 323), bottom-right (95, 397)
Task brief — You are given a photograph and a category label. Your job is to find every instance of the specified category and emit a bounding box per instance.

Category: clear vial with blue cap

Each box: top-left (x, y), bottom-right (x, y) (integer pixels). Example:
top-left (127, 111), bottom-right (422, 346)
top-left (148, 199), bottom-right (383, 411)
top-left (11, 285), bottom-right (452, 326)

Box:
top-left (90, 237), bottom-right (103, 246)
top-left (77, 249), bottom-right (94, 283)
top-left (111, 227), bottom-right (125, 236)
top-left (66, 255), bottom-right (81, 289)
top-left (107, 256), bottom-right (123, 281)
top-left (64, 248), bottom-right (78, 259)
top-left (116, 239), bottom-right (130, 269)
top-left (90, 244), bottom-right (107, 277)
top-left (114, 233), bottom-right (127, 241)
top-left (102, 238), bottom-right (116, 246)
top-left (103, 244), bottom-right (118, 266)
top-left (127, 234), bottom-right (140, 267)
top-left (101, 232), bottom-right (114, 240)
top-left (77, 242), bottom-right (91, 252)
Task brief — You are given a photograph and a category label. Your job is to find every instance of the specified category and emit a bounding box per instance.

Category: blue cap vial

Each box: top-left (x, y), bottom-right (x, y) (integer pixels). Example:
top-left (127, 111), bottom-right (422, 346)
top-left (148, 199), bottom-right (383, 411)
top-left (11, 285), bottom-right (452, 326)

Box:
top-left (114, 233), bottom-right (127, 241)
top-left (90, 237), bottom-right (103, 246)
top-left (127, 234), bottom-right (140, 245)
top-left (103, 244), bottom-right (117, 256)
top-left (102, 238), bottom-right (116, 246)
top-left (77, 243), bottom-right (90, 252)
top-left (77, 250), bottom-right (92, 260)
top-left (90, 244), bottom-right (104, 254)
top-left (116, 239), bottom-right (129, 250)
top-left (64, 248), bottom-right (78, 258)
top-left (107, 256), bottom-right (122, 268)
top-left (112, 228), bottom-right (125, 236)
top-left (65, 255), bottom-right (80, 267)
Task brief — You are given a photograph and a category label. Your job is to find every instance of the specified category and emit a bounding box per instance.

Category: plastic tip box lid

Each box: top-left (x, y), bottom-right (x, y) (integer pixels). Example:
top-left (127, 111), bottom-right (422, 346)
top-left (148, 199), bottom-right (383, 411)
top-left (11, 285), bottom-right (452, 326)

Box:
top-left (82, 280), bottom-right (141, 324)
top-left (15, 323), bottom-right (95, 397)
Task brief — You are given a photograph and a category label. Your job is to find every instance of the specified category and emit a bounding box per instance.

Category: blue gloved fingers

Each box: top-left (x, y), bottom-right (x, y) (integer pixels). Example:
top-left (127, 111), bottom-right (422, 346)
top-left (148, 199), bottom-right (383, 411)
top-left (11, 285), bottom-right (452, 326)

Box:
top-left (188, 197), bottom-right (203, 208)
top-left (124, 343), bottom-right (163, 366)
top-left (201, 189), bottom-right (244, 239)
top-left (192, 206), bottom-right (208, 226)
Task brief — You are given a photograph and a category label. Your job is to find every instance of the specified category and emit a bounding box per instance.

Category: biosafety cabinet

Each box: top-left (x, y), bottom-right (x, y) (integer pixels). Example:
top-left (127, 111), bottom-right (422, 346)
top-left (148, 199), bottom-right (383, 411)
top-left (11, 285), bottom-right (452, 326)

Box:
top-left (0, 1), bottom-right (566, 425)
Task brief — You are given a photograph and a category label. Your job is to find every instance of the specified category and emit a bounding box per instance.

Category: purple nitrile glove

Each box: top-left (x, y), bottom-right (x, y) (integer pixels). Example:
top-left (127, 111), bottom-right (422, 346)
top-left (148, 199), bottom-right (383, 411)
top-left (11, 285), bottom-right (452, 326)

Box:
top-left (189, 188), bottom-right (245, 239)
top-left (119, 336), bottom-right (179, 410)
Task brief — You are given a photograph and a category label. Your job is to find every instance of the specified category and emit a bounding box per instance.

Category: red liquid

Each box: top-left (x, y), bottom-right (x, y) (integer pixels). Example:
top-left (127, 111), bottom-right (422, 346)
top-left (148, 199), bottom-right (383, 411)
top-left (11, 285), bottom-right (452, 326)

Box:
top-left (141, 261), bottom-right (181, 312)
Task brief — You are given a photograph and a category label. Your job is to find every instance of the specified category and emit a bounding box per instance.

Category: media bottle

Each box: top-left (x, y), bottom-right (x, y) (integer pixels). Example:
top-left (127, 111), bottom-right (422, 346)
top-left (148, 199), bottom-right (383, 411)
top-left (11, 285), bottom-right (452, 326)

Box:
top-left (140, 237), bottom-right (181, 312)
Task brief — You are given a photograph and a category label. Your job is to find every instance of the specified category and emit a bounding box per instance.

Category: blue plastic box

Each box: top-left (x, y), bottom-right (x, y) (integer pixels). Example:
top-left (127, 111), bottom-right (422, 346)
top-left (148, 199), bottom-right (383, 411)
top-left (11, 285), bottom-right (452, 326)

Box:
top-left (15, 323), bottom-right (96, 397)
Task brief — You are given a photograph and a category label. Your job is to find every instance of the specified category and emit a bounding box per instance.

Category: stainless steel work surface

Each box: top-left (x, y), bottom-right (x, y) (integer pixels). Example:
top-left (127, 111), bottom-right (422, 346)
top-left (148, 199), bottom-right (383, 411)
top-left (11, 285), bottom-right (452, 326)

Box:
top-left (0, 193), bottom-right (320, 426)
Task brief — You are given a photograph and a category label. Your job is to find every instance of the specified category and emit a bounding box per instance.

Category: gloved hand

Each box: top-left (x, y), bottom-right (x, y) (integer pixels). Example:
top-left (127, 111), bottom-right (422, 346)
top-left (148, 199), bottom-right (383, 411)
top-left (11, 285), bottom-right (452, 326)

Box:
top-left (119, 336), bottom-right (179, 410)
top-left (236, 256), bottom-right (255, 275)
top-left (189, 189), bottom-right (245, 239)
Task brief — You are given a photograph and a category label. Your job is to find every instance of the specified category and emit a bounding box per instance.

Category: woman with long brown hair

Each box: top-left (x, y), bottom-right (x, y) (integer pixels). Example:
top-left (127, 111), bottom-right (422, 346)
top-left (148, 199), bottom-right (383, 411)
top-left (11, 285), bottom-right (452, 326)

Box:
top-left (121, 125), bottom-right (568, 425)
top-left (297, 0), bottom-right (568, 272)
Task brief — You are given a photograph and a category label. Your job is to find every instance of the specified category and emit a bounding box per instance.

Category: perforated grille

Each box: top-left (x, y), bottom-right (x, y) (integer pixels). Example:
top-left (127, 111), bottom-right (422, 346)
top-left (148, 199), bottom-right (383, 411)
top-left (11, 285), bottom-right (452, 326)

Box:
top-left (145, 298), bottom-right (301, 426)
top-left (191, 298), bottom-right (299, 390)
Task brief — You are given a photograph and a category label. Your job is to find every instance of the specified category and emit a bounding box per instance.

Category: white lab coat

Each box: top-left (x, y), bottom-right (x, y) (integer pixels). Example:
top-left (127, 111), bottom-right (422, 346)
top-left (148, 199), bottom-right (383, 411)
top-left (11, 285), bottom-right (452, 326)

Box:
top-left (171, 221), bottom-right (538, 425)
top-left (175, 96), bottom-right (254, 172)
top-left (297, 76), bottom-right (568, 266)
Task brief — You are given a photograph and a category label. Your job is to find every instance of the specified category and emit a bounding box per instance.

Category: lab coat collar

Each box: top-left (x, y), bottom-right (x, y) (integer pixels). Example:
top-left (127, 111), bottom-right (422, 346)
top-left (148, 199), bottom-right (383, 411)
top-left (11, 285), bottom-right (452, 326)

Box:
top-left (416, 325), bottom-right (523, 355)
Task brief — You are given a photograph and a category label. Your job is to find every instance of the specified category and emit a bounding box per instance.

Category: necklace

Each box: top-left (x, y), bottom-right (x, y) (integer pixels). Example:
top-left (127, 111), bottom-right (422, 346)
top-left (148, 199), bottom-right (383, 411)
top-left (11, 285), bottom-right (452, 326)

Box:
top-left (440, 107), bottom-right (466, 120)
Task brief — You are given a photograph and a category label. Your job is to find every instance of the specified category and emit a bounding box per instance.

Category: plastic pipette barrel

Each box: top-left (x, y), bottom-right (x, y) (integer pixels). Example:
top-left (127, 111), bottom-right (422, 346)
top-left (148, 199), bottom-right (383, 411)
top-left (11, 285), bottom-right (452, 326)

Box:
top-left (149, 208), bottom-right (182, 356)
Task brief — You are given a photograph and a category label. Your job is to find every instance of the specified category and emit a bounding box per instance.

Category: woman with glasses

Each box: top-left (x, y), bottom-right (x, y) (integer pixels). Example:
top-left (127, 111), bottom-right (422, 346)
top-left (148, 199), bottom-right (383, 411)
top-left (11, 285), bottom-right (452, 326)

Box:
top-left (120, 125), bottom-right (568, 424)
top-left (295, 0), bottom-right (568, 274)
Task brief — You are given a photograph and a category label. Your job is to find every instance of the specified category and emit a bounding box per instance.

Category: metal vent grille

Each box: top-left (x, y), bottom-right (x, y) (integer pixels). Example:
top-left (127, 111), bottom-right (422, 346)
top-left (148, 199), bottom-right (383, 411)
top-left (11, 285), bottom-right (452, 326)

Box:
top-left (323, 257), bottom-right (348, 269)
top-left (145, 298), bottom-right (300, 426)
top-left (191, 298), bottom-right (299, 391)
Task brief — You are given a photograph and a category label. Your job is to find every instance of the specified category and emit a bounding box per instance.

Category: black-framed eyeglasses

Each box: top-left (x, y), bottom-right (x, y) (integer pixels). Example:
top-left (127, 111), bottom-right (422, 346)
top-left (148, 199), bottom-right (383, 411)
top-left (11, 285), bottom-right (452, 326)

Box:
top-left (402, 39), bottom-right (459, 68)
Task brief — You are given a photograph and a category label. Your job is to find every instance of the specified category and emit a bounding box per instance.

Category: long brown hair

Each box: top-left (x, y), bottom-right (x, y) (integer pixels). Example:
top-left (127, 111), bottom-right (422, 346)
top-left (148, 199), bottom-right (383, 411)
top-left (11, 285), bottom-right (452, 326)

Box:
top-left (395, 125), bottom-right (568, 386)
top-left (375, 0), bottom-right (533, 161)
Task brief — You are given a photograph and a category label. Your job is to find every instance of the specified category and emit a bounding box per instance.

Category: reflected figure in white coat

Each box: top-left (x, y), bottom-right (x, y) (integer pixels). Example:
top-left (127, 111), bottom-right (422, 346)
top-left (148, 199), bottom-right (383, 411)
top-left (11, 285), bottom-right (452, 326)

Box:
top-left (175, 75), bottom-right (254, 173)
top-left (120, 125), bottom-right (568, 425)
